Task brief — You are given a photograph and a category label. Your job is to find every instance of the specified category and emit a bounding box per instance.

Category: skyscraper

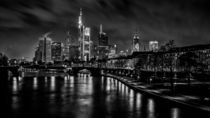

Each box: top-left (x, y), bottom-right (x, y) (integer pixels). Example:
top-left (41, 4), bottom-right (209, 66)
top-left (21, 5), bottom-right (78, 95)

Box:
top-left (78, 8), bottom-right (92, 61)
top-left (69, 45), bottom-right (80, 62)
top-left (63, 31), bottom-right (70, 60)
top-left (98, 24), bottom-right (108, 46)
top-left (35, 33), bottom-right (52, 63)
top-left (132, 32), bottom-right (140, 52)
top-left (34, 47), bottom-right (42, 63)
top-left (51, 42), bottom-right (62, 62)
top-left (96, 24), bottom-right (109, 60)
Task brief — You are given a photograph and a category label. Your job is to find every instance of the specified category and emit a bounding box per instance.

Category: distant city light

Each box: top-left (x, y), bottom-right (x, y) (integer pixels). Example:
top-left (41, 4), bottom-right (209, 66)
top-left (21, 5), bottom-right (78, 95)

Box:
top-left (149, 41), bottom-right (159, 51)
top-left (84, 27), bottom-right (90, 36)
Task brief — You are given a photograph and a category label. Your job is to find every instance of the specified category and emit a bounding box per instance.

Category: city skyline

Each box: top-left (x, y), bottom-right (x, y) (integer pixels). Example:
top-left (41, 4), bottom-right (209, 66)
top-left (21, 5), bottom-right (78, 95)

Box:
top-left (1, 0), bottom-right (210, 60)
top-left (2, 1), bottom-right (210, 117)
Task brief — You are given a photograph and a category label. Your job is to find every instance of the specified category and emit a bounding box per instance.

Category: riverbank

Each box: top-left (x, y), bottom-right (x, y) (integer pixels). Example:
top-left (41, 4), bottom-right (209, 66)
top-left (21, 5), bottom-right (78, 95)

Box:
top-left (103, 73), bottom-right (210, 113)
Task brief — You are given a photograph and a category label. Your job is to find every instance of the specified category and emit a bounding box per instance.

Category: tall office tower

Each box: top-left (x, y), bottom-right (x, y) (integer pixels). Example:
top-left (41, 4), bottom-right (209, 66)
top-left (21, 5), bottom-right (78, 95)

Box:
top-left (97, 24), bottom-right (109, 60)
top-left (34, 47), bottom-right (42, 63)
top-left (98, 24), bottom-right (108, 46)
top-left (37, 33), bottom-right (52, 63)
top-left (132, 32), bottom-right (140, 52)
top-left (51, 42), bottom-right (62, 62)
top-left (91, 44), bottom-right (98, 59)
top-left (83, 27), bottom-right (91, 61)
top-left (63, 31), bottom-right (70, 60)
top-left (78, 8), bottom-right (92, 61)
top-left (149, 41), bottom-right (159, 51)
top-left (108, 44), bottom-right (117, 58)
top-left (78, 8), bottom-right (83, 60)
top-left (69, 45), bottom-right (79, 62)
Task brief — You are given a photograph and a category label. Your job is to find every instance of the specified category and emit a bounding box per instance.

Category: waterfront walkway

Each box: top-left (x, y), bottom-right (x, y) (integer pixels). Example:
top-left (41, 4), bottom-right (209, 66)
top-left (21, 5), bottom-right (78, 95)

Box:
top-left (104, 73), bottom-right (210, 112)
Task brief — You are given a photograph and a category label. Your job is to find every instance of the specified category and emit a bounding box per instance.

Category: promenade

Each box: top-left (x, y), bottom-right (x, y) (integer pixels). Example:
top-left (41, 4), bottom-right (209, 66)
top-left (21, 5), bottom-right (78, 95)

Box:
top-left (104, 73), bottom-right (210, 113)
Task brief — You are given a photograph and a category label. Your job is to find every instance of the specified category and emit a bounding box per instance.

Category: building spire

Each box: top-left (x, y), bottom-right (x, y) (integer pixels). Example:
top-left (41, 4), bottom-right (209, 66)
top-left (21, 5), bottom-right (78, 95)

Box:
top-left (80, 8), bottom-right (82, 16)
top-left (100, 24), bottom-right (103, 34)
top-left (78, 8), bottom-right (83, 29)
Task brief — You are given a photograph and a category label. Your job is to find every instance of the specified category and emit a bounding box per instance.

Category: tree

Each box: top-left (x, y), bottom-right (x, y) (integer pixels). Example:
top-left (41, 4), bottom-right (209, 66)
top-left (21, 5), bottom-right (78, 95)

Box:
top-left (178, 51), bottom-right (198, 84)
top-left (135, 54), bottom-right (147, 70)
top-left (159, 40), bottom-right (175, 52)
top-left (0, 53), bottom-right (8, 66)
top-left (159, 40), bottom-right (176, 94)
top-left (178, 52), bottom-right (198, 71)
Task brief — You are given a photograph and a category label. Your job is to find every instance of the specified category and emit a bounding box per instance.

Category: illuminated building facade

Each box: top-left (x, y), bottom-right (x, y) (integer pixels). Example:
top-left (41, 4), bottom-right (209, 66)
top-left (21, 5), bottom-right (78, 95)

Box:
top-left (98, 24), bottom-right (108, 46)
top-left (35, 33), bottom-right (52, 63)
top-left (69, 45), bottom-right (80, 61)
top-left (132, 32), bottom-right (140, 52)
top-left (149, 41), bottom-right (159, 51)
top-left (51, 42), bottom-right (62, 62)
top-left (97, 24), bottom-right (109, 60)
top-left (63, 31), bottom-right (70, 60)
top-left (78, 8), bottom-right (92, 61)
top-left (108, 44), bottom-right (117, 58)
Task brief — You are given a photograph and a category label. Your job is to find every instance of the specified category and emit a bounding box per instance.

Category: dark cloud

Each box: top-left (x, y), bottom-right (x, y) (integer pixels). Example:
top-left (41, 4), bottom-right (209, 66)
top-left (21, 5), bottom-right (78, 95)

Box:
top-left (0, 0), bottom-right (210, 59)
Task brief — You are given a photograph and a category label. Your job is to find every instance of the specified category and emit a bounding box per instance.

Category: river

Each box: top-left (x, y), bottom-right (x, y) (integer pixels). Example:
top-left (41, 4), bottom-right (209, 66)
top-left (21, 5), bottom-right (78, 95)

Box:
top-left (1, 73), bottom-right (209, 118)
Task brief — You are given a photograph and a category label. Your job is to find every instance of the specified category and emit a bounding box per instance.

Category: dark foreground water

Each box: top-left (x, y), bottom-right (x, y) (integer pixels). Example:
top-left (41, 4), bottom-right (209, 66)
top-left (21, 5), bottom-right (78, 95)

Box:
top-left (1, 73), bottom-right (210, 118)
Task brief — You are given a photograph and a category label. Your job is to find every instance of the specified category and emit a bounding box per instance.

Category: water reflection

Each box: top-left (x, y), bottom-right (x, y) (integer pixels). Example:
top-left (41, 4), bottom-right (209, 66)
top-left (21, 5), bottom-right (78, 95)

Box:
top-left (11, 77), bottom-right (22, 110)
top-left (12, 77), bottom-right (19, 94)
top-left (106, 77), bottom-right (111, 91)
top-left (44, 76), bottom-right (48, 87)
top-left (18, 76), bottom-right (22, 81)
top-left (6, 75), bottom-right (205, 118)
top-left (12, 76), bottom-right (23, 94)
top-left (33, 77), bottom-right (38, 90)
top-left (50, 76), bottom-right (55, 91)
top-left (148, 99), bottom-right (155, 118)
top-left (129, 89), bottom-right (134, 111)
top-left (171, 108), bottom-right (180, 118)
top-left (136, 93), bottom-right (142, 109)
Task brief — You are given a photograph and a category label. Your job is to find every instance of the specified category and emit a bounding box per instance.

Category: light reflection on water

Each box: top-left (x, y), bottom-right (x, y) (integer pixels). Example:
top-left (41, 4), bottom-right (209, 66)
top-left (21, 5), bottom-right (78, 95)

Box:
top-left (148, 99), bottom-right (155, 118)
top-left (136, 93), bottom-right (142, 109)
top-left (7, 75), bottom-right (201, 118)
top-left (44, 76), bottom-right (48, 87)
top-left (129, 89), bottom-right (134, 111)
top-left (171, 108), bottom-right (180, 118)
top-left (50, 76), bottom-right (55, 91)
top-left (12, 77), bottom-right (18, 94)
top-left (33, 77), bottom-right (38, 90)
top-left (11, 76), bottom-right (23, 110)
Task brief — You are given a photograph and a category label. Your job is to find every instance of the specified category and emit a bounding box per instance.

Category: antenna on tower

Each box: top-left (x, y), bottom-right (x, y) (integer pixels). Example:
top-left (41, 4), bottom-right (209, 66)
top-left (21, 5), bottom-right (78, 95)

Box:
top-left (80, 8), bottom-right (83, 16)
top-left (100, 24), bottom-right (103, 34)
top-left (78, 8), bottom-right (83, 29)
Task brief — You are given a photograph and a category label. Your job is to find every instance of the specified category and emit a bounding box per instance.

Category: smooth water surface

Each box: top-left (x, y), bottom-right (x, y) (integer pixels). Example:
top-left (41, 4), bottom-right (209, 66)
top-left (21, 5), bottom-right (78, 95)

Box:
top-left (1, 73), bottom-right (209, 118)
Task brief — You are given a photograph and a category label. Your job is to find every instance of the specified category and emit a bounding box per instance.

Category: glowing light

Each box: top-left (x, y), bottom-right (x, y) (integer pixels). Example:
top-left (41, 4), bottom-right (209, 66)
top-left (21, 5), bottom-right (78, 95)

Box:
top-left (12, 77), bottom-right (18, 93)
top-left (12, 96), bottom-right (19, 109)
top-left (33, 77), bottom-right (38, 90)
top-left (149, 41), bottom-right (159, 51)
top-left (129, 89), bottom-right (134, 110)
top-left (70, 76), bottom-right (74, 83)
top-left (18, 76), bottom-right (22, 81)
top-left (84, 27), bottom-right (90, 36)
top-left (107, 77), bottom-right (111, 91)
top-left (147, 99), bottom-right (155, 118)
top-left (171, 108), bottom-right (180, 118)
top-left (136, 93), bottom-right (142, 109)
top-left (50, 76), bottom-right (55, 91)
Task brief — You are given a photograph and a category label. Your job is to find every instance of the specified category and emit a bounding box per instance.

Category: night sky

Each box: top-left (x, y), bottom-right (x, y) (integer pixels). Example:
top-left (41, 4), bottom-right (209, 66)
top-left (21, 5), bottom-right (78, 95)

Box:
top-left (1, 0), bottom-right (210, 60)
